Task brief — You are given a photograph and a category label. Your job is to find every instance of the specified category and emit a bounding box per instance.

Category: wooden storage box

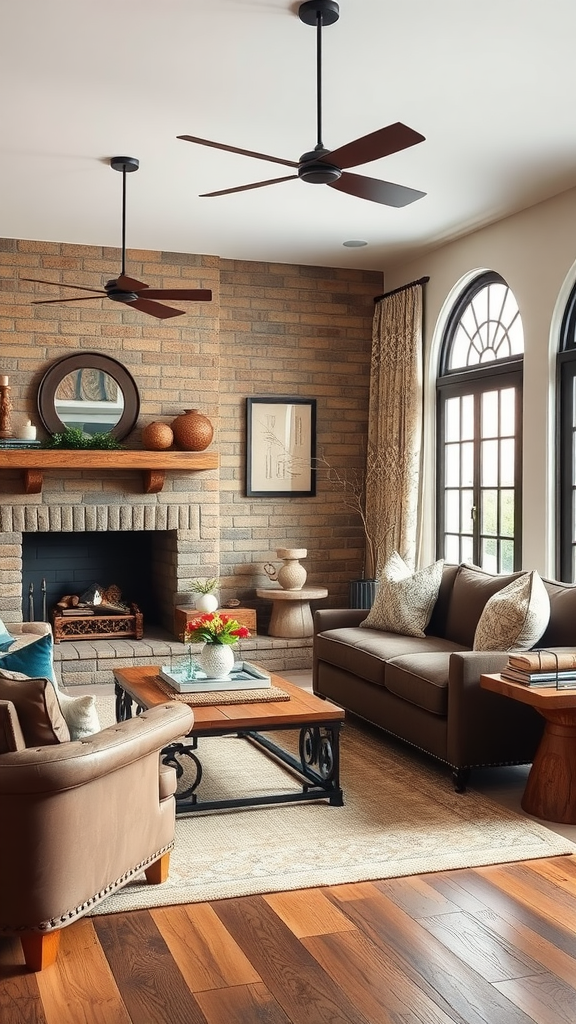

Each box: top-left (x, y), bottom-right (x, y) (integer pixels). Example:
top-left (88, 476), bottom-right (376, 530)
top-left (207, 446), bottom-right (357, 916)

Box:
top-left (174, 605), bottom-right (257, 641)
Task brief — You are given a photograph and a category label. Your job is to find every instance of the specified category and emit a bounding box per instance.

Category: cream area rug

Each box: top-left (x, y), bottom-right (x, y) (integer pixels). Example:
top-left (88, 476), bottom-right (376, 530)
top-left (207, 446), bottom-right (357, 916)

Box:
top-left (89, 696), bottom-right (576, 915)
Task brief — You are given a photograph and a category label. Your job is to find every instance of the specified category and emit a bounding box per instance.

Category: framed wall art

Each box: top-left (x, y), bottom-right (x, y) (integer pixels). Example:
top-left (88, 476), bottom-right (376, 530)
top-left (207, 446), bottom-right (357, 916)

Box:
top-left (246, 397), bottom-right (317, 497)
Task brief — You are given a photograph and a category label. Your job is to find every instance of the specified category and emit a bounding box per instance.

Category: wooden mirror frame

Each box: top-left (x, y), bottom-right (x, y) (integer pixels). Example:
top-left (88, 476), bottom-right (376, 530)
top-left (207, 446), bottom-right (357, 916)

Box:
top-left (37, 352), bottom-right (140, 440)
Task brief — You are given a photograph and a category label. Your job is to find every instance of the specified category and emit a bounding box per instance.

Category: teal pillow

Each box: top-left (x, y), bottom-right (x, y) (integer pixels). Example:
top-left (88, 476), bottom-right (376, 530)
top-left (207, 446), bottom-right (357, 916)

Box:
top-left (0, 631), bottom-right (56, 683)
top-left (0, 618), bottom-right (15, 652)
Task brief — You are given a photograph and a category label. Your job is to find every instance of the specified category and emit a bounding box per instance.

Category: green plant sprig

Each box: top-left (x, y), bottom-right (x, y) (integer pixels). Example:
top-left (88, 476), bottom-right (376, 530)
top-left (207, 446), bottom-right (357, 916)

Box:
top-left (41, 428), bottom-right (124, 450)
top-left (189, 577), bottom-right (219, 594)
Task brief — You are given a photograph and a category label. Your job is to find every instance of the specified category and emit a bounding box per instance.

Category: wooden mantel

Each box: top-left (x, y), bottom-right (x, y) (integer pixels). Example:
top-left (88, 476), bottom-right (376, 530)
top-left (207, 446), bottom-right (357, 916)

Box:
top-left (0, 449), bottom-right (219, 494)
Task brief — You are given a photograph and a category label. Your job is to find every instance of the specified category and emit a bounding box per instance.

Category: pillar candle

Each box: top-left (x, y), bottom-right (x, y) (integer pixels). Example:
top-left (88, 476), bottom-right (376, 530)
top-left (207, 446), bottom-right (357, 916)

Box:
top-left (0, 375), bottom-right (9, 387)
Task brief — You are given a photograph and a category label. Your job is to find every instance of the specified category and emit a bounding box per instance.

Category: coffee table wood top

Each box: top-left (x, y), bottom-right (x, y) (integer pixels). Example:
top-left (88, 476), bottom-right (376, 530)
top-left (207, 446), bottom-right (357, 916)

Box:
top-left (113, 665), bottom-right (345, 733)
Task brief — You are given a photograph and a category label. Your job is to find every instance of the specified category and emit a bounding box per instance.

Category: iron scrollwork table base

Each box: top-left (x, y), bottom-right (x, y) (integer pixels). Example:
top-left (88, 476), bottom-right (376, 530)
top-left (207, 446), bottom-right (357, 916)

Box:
top-left (115, 680), bottom-right (344, 815)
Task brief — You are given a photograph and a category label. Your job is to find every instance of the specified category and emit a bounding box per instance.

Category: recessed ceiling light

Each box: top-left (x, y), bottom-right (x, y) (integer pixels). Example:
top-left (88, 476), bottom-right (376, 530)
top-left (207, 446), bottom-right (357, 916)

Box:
top-left (342, 239), bottom-right (368, 247)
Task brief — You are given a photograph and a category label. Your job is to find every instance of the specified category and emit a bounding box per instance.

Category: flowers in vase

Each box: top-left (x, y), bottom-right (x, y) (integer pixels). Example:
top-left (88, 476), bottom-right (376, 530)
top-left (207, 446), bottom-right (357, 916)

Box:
top-left (184, 612), bottom-right (250, 646)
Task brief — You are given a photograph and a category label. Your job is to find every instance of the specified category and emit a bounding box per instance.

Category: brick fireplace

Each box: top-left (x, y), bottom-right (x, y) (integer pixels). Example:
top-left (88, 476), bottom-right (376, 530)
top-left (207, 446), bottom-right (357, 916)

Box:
top-left (0, 492), bottom-right (313, 687)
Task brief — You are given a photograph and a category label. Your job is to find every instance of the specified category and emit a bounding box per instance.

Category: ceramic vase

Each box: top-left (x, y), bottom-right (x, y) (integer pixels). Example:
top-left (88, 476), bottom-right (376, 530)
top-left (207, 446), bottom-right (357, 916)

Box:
top-left (198, 643), bottom-right (235, 679)
top-left (171, 408), bottom-right (214, 451)
top-left (195, 592), bottom-right (219, 613)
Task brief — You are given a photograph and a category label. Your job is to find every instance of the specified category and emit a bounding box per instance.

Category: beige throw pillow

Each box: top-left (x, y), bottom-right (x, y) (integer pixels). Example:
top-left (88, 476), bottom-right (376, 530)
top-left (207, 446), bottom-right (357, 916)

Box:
top-left (361, 552), bottom-right (444, 638)
top-left (473, 570), bottom-right (550, 652)
top-left (57, 691), bottom-right (101, 740)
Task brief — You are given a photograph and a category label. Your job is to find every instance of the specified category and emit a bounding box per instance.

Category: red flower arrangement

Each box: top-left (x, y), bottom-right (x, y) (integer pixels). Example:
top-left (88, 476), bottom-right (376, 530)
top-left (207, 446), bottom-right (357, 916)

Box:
top-left (184, 612), bottom-right (250, 646)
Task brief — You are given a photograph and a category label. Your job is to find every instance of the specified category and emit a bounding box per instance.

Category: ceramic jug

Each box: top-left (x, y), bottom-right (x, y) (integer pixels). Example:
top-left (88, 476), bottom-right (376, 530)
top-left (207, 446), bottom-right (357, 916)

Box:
top-left (263, 548), bottom-right (307, 590)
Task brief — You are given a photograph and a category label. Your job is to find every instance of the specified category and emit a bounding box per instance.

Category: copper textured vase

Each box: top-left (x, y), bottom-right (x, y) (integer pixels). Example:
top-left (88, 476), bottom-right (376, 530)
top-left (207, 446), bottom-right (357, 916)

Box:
top-left (171, 408), bottom-right (214, 451)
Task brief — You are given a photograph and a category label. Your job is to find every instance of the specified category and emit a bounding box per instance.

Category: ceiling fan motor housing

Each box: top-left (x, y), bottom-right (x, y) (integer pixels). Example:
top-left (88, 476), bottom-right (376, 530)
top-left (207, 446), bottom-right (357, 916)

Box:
top-left (299, 149), bottom-right (342, 184)
top-left (105, 281), bottom-right (139, 303)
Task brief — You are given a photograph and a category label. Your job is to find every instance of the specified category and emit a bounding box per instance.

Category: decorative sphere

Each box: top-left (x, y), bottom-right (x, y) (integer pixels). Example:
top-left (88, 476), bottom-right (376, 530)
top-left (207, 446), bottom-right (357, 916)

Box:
top-left (142, 421), bottom-right (174, 451)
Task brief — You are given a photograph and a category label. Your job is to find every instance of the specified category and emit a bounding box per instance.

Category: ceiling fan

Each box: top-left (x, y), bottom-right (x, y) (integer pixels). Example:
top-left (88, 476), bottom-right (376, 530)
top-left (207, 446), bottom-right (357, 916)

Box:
top-left (178, 0), bottom-right (426, 208)
top-left (23, 157), bottom-right (212, 319)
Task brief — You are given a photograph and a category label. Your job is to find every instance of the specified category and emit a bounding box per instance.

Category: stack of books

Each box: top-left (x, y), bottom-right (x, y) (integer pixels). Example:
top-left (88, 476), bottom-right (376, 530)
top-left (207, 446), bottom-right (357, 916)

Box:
top-left (0, 438), bottom-right (41, 449)
top-left (502, 648), bottom-right (576, 688)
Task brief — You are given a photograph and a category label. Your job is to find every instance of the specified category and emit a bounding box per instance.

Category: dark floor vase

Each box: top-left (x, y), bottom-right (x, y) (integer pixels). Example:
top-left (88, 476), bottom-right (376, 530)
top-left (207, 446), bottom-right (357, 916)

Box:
top-left (349, 579), bottom-right (379, 609)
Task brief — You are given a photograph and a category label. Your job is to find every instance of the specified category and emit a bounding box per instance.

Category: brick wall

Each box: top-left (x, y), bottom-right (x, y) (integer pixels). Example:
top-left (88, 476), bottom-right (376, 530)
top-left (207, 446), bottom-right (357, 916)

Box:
top-left (0, 237), bottom-right (381, 628)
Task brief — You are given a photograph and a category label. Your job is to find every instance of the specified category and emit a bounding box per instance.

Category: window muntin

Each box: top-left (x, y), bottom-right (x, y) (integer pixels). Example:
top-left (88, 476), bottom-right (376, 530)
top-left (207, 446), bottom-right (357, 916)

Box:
top-left (448, 280), bottom-right (523, 371)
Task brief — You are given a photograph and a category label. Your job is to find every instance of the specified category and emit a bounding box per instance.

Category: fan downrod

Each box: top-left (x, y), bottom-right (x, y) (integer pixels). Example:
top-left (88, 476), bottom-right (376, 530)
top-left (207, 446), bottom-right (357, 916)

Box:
top-left (298, 0), bottom-right (339, 27)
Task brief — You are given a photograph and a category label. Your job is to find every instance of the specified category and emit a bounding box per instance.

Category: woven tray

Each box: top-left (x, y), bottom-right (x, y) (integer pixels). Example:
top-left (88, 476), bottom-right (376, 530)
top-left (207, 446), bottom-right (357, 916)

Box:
top-left (155, 676), bottom-right (290, 706)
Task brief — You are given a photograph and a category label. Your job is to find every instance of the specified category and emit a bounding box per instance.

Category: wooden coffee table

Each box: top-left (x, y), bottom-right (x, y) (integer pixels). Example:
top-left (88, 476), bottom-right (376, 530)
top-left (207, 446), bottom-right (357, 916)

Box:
top-left (113, 665), bottom-right (345, 814)
top-left (481, 672), bottom-right (576, 824)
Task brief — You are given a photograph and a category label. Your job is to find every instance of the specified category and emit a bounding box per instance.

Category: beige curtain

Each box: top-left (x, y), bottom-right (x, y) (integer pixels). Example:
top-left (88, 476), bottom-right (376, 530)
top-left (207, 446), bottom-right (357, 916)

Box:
top-left (364, 283), bottom-right (424, 577)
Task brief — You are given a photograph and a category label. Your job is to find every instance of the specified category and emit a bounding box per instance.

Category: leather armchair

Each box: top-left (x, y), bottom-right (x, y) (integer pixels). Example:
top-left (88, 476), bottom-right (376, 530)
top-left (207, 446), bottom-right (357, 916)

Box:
top-left (0, 700), bottom-right (194, 971)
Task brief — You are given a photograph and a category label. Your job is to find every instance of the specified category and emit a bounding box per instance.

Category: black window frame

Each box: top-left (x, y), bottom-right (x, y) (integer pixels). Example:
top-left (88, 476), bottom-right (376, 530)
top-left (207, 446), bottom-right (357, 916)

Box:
top-left (436, 272), bottom-right (523, 570)
top-left (557, 283), bottom-right (576, 581)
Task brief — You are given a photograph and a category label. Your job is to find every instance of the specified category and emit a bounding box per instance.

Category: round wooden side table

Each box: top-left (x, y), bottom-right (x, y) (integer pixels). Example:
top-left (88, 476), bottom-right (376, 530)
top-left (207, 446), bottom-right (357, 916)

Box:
top-left (256, 586), bottom-right (328, 638)
top-left (481, 672), bottom-right (576, 824)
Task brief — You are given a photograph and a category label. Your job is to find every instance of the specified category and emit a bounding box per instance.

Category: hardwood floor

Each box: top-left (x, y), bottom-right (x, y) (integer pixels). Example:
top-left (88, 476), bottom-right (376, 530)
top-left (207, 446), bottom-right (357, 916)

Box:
top-left (2, 855), bottom-right (576, 1024)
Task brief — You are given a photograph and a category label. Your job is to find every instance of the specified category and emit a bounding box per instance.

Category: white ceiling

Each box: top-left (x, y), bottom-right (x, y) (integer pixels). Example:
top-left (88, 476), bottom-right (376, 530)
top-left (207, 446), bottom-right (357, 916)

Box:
top-left (3, 0), bottom-right (576, 273)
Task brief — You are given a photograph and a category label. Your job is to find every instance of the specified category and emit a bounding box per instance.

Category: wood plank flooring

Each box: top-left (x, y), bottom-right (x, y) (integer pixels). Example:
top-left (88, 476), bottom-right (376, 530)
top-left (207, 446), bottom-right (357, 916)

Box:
top-left (2, 855), bottom-right (576, 1024)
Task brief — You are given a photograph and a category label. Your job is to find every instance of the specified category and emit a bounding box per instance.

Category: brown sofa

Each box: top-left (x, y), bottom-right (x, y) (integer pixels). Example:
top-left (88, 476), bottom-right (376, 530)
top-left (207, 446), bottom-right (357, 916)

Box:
top-left (313, 563), bottom-right (576, 789)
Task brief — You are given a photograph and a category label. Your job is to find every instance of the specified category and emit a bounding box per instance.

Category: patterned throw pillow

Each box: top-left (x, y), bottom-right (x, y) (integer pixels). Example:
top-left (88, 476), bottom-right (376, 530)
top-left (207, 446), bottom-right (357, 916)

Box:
top-left (360, 552), bottom-right (444, 638)
top-left (473, 570), bottom-right (550, 651)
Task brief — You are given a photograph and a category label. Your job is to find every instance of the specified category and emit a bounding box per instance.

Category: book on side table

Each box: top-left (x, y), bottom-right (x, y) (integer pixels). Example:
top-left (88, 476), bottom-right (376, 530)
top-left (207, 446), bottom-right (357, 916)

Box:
top-left (501, 647), bottom-right (576, 688)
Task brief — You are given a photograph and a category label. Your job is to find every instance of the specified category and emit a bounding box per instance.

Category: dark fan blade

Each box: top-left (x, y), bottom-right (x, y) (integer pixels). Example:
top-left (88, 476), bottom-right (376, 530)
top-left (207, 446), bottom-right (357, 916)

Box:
top-left (201, 174), bottom-right (298, 198)
top-left (329, 171), bottom-right (425, 208)
top-left (116, 275), bottom-right (149, 291)
top-left (129, 298), bottom-right (186, 319)
top-left (178, 135), bottom-right (299, 169)
top-left (22, 278), bottom-right (105, 295)
top-left (141, 289), bottom-right (212, 301)
top-left (30, 296), bottom-right (106, 305)
top-left (324, 123), bottom-right (425, 170)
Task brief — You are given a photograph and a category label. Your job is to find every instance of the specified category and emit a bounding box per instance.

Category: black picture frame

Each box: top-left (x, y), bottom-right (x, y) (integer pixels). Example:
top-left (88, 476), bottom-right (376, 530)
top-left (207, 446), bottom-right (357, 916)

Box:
top-left (246, 397), bottom-right (316, 497)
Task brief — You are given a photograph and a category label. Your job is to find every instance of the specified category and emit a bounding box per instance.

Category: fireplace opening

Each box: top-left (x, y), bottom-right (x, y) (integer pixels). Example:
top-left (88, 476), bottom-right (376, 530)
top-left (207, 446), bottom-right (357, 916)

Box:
top-left (22, 530), bottom-right (177, 632)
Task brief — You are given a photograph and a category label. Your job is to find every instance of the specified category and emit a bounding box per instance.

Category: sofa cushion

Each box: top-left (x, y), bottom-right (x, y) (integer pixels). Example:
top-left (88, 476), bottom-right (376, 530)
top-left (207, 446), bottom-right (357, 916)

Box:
top-left (360, 552), bottom-right (444, 638)
top-left (384, 653), bottom-right (452, 716)
top-left (315, 627), bottom-right (466, 687)
top-left (473, 570), bottom-right (550, 651)
top-left (425, 563), bottom-right (459, 637)
top-left (444, 564), bottom-right (525, 647)
top-left (539, 578), bottom-right (576, 647)
top-left (0, 672), bottom-right (70, 746)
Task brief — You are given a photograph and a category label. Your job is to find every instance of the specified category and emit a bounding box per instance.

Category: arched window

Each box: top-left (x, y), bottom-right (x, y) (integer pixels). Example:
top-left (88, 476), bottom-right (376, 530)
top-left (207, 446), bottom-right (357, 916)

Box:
top-left (437, 272), bottom-right (523, 572)
top-left (558, 284), bottom-right (576, 580)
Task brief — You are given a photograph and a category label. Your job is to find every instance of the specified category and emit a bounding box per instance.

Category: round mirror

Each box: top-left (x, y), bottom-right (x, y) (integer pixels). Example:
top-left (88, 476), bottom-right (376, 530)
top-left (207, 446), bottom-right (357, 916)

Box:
top-left (37, 353), bottom-right (140, 440)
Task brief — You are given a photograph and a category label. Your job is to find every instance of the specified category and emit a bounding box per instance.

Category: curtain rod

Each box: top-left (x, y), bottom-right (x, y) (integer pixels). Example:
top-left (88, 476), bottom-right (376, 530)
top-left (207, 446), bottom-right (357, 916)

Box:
top-left (373, 275), bottom-right (430, 303)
